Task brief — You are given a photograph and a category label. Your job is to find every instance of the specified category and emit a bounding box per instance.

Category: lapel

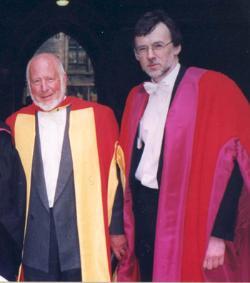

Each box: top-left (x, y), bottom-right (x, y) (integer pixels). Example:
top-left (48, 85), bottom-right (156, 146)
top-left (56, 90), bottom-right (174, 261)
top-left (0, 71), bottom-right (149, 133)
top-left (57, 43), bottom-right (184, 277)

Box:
top-left (157, 66), bottom-right (187, 182)
top-left (32, 114), bottom-right (50, 210)
top-left (170, 65), bottom-right (187, 107)
top-left (126, 86), bottom-right (148, 183)
top-left (54, 107), bottom-right (73, 204)
top-left (34, 107), bottom-right (72, 209)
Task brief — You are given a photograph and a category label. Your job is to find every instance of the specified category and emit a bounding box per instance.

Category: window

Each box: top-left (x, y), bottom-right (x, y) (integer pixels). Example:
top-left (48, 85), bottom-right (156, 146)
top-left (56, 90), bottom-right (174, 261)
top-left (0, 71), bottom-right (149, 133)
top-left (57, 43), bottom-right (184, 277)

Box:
top-left (23, 32), bottom-right (97, 105)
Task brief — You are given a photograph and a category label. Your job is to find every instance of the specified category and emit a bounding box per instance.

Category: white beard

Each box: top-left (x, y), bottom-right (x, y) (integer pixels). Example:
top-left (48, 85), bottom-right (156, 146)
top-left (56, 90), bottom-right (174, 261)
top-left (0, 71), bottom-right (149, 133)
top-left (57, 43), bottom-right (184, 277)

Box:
top-left (30, 81), bottom-right (66, 111)
top-left (32, 95), bottom-right (65, 111)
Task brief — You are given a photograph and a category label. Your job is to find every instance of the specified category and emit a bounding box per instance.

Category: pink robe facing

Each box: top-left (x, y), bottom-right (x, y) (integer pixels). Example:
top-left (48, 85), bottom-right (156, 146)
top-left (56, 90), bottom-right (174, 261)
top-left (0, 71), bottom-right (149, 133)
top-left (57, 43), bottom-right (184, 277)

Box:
top-left (117, 67), bottom-right (250, 281)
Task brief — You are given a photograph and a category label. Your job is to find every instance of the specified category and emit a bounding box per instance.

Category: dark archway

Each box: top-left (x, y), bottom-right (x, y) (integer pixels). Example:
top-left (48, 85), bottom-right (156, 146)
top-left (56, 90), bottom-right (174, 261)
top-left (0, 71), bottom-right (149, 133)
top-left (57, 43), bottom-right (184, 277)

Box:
top-left (23, 33), bottom-right (97, 104)
top-left (0, 1), bottom-right (111, 119)
top-left (0, 0), bottom-right (249, 121)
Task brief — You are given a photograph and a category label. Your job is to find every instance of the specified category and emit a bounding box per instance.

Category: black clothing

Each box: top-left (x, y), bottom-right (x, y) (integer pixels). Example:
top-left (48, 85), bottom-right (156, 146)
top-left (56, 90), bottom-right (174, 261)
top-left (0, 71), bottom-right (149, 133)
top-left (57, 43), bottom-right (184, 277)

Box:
top-left (23, 209), bottom-right (81, 282)
top-left (0, 122), bottom-right (26, 280)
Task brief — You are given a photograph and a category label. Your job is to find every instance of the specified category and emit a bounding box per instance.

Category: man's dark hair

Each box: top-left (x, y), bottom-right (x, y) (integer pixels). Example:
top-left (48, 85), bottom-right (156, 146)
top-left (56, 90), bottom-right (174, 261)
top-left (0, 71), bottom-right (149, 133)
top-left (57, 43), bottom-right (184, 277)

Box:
top-left (134, 9), bottom-right (182, 47)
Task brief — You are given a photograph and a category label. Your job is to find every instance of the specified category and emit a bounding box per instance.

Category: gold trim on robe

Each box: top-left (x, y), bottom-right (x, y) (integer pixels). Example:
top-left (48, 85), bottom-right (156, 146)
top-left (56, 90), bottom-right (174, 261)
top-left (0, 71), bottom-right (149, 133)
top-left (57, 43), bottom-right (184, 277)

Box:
top-left (69, 108), bottom-right (110, 282)
top-left (14, 108), bottom-right (114, 282)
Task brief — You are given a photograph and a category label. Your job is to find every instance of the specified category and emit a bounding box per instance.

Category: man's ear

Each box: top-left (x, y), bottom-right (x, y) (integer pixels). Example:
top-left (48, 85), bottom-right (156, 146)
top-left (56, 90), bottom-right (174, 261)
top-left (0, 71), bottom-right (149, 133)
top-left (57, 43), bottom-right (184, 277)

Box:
top-left (174, 44), bottom-right (182, 56)
top-left (134, 49), bottom-right (140, 61)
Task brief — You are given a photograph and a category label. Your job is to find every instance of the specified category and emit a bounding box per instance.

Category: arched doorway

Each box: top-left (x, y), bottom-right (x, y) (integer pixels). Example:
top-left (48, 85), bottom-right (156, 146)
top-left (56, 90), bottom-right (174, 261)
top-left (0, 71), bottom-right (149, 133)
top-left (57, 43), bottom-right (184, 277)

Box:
top-left (24, 32), bottom-right (97, 105)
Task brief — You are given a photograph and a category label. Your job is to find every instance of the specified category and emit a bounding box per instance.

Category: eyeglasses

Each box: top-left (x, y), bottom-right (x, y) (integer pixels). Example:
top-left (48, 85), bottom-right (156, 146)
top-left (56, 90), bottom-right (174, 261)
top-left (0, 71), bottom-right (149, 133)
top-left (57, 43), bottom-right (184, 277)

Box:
top-left (134, 41), bottom-right (172, 57)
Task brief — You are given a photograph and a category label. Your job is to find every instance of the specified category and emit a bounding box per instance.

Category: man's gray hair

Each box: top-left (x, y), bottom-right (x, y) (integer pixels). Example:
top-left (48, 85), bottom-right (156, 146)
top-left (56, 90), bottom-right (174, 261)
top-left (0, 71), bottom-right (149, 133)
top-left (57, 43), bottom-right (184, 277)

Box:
top-left (26, 53), bottom-right (66, 93)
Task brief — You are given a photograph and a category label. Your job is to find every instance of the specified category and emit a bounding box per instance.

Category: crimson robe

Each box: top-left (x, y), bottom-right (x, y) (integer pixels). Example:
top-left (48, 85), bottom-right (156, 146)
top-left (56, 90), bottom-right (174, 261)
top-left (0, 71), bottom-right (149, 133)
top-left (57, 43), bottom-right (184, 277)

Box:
top-left (117, 67), bottom-right (250, 281)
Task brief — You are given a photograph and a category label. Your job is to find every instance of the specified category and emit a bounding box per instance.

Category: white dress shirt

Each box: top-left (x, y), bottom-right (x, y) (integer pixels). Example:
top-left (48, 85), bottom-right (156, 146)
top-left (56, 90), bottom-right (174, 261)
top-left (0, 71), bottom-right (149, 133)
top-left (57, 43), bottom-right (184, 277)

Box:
top-left (38, 108), bottom-right (67, 207)
top-left (135, 63), bottom-right (180, 189)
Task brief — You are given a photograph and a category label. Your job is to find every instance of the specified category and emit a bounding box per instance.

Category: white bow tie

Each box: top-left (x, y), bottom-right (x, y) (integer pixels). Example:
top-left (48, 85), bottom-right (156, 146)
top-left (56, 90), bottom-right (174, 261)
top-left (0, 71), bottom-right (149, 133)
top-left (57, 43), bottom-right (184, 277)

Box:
top-left (144, 81), bottom-right (169, 96)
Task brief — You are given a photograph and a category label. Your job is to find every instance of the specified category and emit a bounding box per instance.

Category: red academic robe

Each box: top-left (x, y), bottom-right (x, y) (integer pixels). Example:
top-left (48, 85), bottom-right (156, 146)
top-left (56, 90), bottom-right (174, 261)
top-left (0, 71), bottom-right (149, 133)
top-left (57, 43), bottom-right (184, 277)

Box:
top-left (117, 67), bottom-right (250, 282)
top-left (6, 96), bottom-right (119, 282)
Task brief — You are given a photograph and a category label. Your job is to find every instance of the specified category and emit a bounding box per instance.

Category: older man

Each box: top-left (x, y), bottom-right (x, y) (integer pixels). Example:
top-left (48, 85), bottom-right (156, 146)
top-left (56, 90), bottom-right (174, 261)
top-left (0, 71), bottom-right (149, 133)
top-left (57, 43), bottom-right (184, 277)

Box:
top-left (6, 53), bottom-right (126, 281)
top-left (117, 10), bottom-right (250, 282)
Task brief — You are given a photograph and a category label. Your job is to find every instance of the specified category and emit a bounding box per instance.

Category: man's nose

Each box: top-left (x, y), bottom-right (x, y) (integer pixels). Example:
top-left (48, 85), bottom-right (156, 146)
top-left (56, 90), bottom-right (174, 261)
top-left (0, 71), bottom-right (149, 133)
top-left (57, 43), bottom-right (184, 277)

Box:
top-left (41, 80), bottom-right (49, 92)
top-left (147, 46), bottom-right (155, 59)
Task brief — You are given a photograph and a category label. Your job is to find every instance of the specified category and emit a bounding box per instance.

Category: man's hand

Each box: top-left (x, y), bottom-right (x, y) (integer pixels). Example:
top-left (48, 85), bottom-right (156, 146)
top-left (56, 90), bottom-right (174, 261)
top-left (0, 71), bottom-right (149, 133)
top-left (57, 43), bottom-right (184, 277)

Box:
top-left (203, 236), bottom-right (226, 270)
top-left (110, 234), bottom-right (128, 261)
